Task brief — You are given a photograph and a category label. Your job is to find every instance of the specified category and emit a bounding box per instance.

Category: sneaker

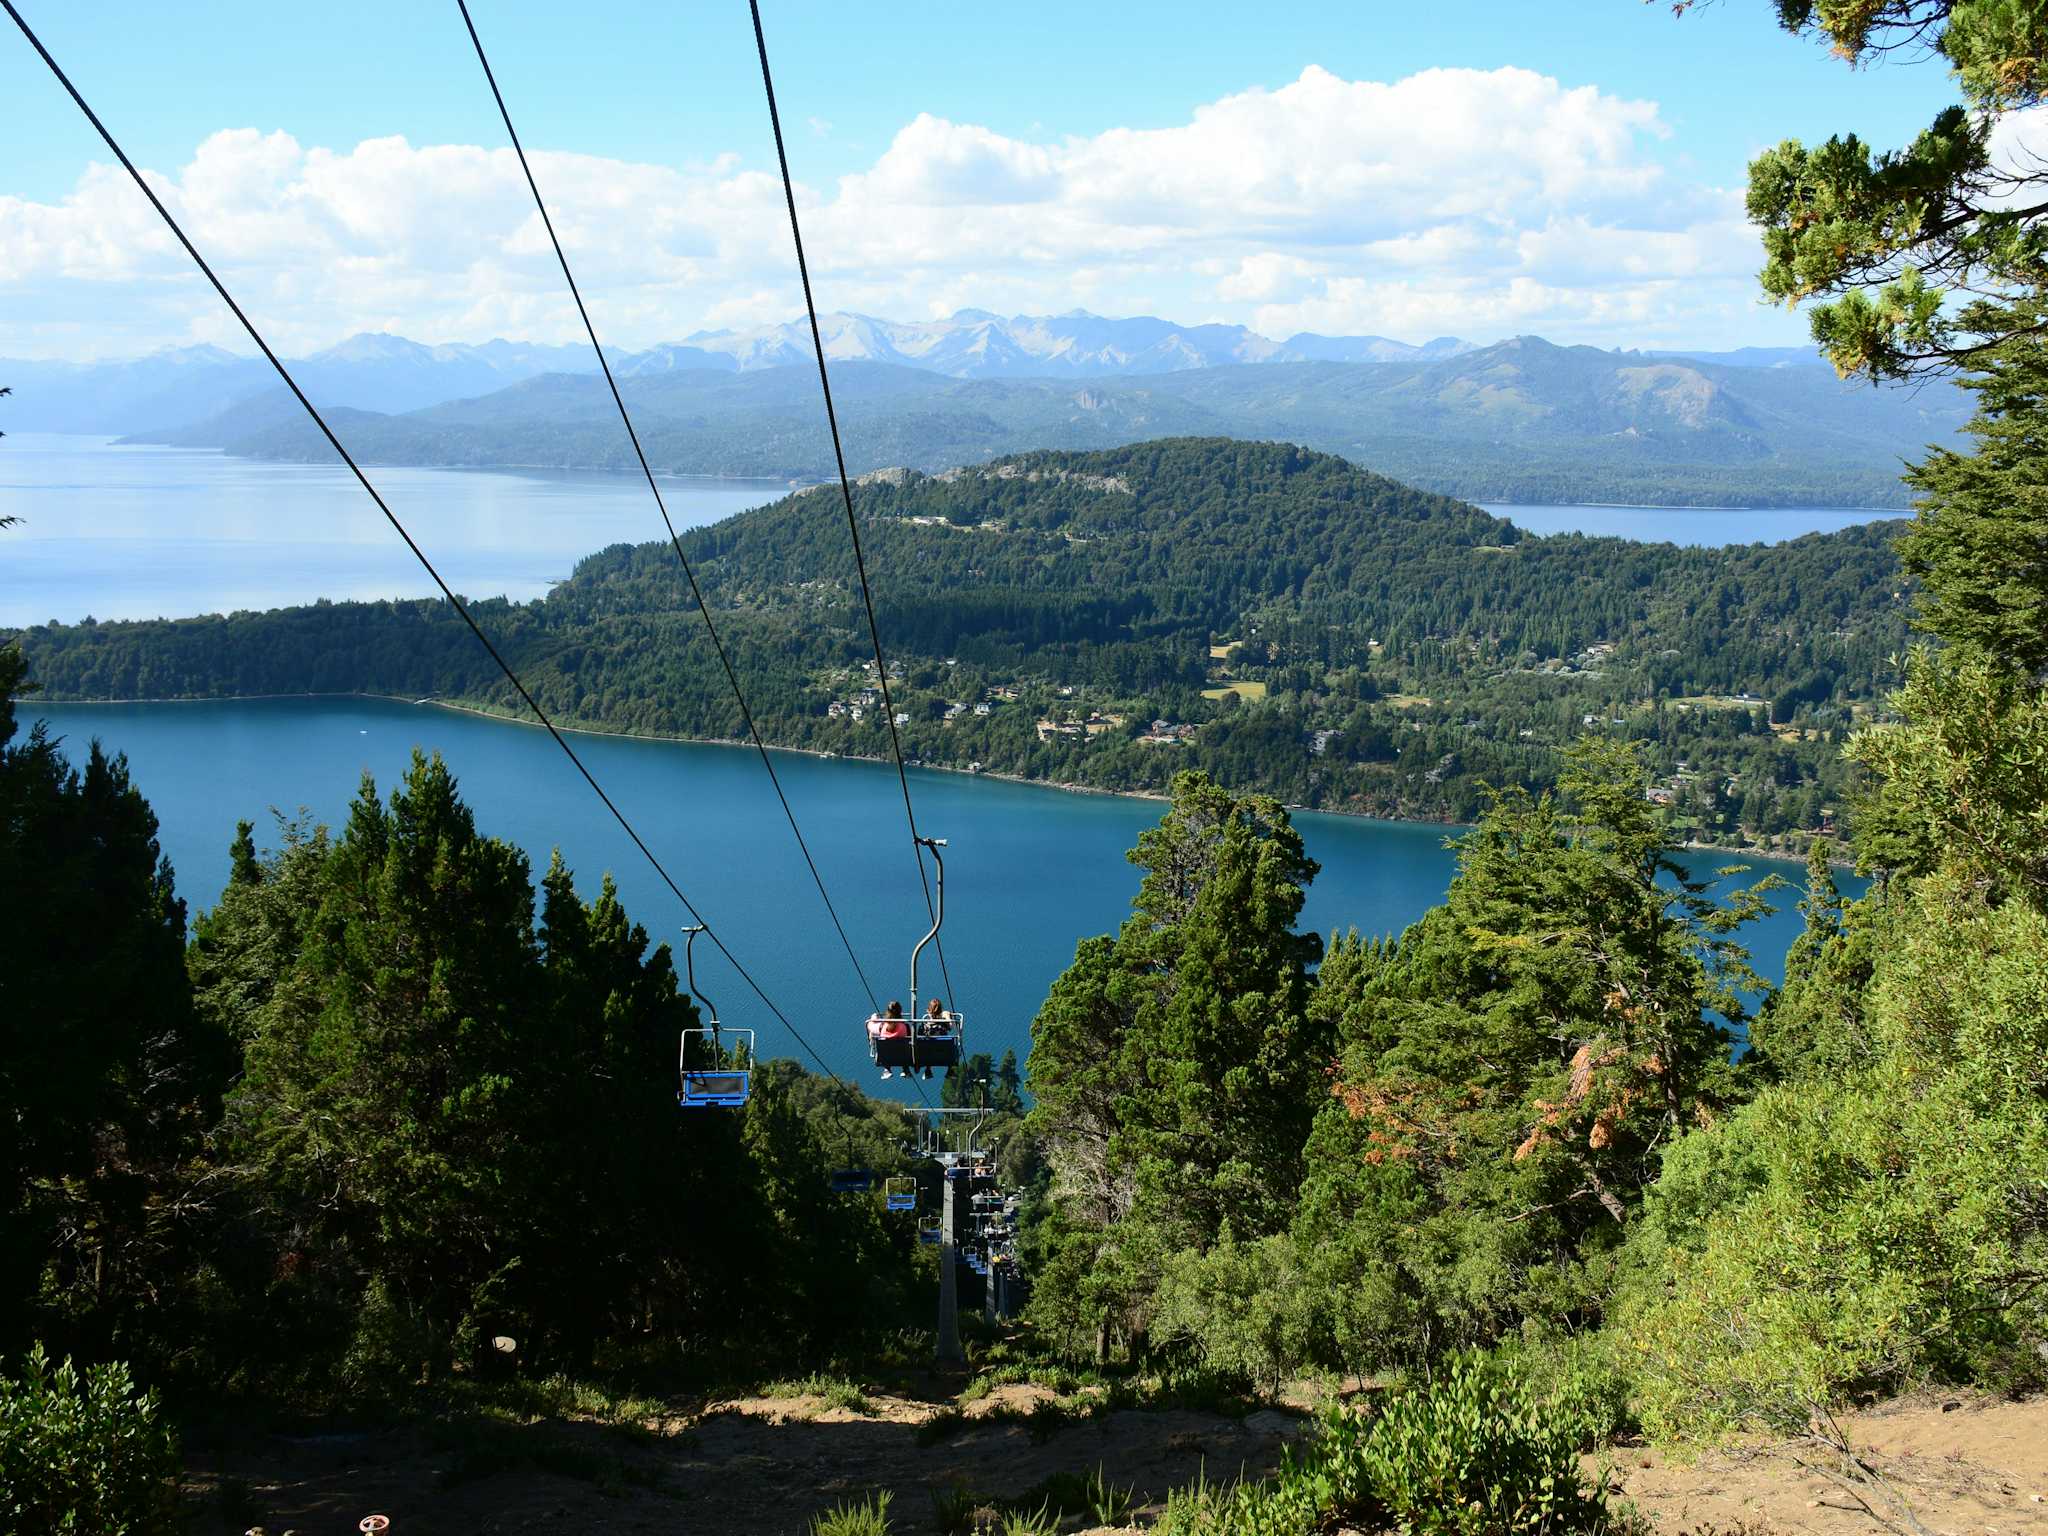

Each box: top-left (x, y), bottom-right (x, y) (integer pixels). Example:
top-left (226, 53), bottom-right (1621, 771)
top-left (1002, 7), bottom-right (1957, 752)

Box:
top-left (879, 1069), bottom-right (893, 1080)
top-left (922, 1068), bottom-right (934, 1080)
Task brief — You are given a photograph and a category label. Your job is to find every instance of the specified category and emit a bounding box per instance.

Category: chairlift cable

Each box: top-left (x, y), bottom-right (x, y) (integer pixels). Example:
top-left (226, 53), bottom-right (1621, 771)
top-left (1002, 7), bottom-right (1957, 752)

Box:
top-left (0, 0), bottom-right (851, 1090)
top-left (748, 0), bottom-right (963, 1018)
top-left (456, 0), bottom-right (881, 1018)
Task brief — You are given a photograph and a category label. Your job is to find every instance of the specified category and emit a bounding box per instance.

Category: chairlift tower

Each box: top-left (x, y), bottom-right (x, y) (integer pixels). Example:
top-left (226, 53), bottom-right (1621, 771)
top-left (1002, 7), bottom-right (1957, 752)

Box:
top-left (925, 1099), bottom-right (993, 1366)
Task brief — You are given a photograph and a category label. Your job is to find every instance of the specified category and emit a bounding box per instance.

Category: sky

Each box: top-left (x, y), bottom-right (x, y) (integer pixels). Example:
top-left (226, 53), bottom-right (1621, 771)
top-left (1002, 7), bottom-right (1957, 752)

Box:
top-left (0, 0), bottom-right (1979, 361)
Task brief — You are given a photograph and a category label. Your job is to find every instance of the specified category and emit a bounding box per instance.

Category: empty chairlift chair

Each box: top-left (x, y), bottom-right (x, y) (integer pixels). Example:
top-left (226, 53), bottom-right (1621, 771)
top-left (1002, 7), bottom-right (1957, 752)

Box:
top-left (676, 925), bottom-right (754, 1109)
top-left (917, 1214), bottom-right (943, 1245)
top-left (828, 1133), bottom-right (875, 1194)
top-left (884, 1175), bottom-right (918, 1213)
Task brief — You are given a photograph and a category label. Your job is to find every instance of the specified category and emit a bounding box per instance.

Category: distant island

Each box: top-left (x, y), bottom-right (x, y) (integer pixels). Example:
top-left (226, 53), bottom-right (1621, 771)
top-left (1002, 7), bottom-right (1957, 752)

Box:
top-left (13, 438), bottom-right (1907, 851)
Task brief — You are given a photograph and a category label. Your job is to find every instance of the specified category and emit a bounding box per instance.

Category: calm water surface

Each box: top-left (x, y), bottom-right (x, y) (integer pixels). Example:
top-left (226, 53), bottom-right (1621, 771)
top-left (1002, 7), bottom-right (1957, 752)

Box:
top-left (1481, 502), bottom-right (1902, 544)
top-left (37, 697), bottom-right (1838, 1095)
top-left (0, 435), bottom-right (787, 626)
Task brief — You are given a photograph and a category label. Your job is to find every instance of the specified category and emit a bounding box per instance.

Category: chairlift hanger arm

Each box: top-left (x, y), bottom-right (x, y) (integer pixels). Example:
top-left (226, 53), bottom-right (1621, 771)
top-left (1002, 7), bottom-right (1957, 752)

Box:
top-left (680, 924), bottom-right (719, 1033)
top-left (909, 836), bottom-right (946, 1018)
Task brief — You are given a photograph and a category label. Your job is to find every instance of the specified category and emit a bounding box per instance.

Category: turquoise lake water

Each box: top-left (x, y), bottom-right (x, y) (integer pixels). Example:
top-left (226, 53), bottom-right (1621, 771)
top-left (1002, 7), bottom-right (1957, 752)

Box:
top-left (36, 697), bottom-right (1839, 1098)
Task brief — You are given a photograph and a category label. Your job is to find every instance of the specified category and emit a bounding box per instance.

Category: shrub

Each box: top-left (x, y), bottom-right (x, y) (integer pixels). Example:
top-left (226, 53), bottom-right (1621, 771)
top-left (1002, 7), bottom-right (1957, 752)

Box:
top-left (0, 1344), bottom-right (180, 1536)
top-left (812, 1489), bottom-right (893, 1536)
top-left (1087, 1461), bottom-right (1137, 1525)
top-left (1334, 1354), bottom-right (1620, 1535)
top-left (764, 1373), bottom-right (873, 1415)
top-left (1152, 1356), bottom-right (1628, 1536)
top-left (929, 1483), bottom-right (979, 1534)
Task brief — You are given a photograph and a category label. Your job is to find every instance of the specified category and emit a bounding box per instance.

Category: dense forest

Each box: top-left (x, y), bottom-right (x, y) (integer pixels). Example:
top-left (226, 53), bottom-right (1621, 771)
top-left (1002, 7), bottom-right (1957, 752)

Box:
top-left (135, 334), bottom-right (1963, 508)
top-left (14, 438), bottom-right (1909, 851)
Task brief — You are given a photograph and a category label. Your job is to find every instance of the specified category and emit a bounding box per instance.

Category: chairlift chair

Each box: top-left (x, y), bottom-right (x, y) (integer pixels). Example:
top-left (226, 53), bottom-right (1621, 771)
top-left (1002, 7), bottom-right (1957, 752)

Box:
top-left (676, 926), bottom-right (754, 1109)
top-left (917, 1214), bottom-right (942, 1245)
top-left (827, 1129), bottom-right (876, 1193)
top-left (864, 836), bottom-right (966, 1076)
top-left (884, 1175), bottom-right (918, 1213)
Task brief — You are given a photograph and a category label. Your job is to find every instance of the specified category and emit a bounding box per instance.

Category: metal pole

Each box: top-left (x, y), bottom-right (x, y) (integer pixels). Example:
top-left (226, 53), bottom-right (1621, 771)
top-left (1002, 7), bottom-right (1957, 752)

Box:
top-left (936, 1159), bottom-right (963, 1364)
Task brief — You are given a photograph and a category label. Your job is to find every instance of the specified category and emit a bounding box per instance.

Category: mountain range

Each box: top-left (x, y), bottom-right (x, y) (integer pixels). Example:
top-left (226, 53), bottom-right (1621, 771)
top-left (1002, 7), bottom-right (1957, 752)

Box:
top-left (115, 334), bottom-right (1957, 508)
top-left (2, 309), bottom-right (1836, 439)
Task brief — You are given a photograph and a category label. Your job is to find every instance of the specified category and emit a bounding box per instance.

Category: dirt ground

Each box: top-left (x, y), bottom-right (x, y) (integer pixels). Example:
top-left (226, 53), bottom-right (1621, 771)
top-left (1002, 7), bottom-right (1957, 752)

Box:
top-left (188, 1383), bottom-right (2048, 1536)
top-left (1599, 1391), bottom-right (2048, 1536)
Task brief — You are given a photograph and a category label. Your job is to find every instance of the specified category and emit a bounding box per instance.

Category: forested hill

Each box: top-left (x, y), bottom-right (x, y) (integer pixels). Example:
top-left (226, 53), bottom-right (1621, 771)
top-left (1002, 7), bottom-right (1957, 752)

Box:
top-left (130, 336), bottom-right (1964, 508)
top-left (15, 439), bottom-right (1908, 843)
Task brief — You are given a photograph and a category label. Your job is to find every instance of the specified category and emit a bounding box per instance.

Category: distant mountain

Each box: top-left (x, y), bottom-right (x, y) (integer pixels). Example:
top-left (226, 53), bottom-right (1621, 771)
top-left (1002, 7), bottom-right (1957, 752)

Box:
top-left (1, 333), bottom-right (593, 435)
top-left (667, 309), bottom-right (1471, 377)
top-left (1643, 345), bottom-right (1830, 370)
top-left (4, 312), bottom-right (1482, 434)
top-left (135, 336), bottom-right (1964, 508)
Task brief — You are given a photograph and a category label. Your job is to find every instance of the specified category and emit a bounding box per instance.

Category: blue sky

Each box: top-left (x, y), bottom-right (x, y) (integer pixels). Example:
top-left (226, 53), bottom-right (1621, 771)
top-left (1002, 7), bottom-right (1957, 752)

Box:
top-left (0, 0), bottom-right (1971, 358)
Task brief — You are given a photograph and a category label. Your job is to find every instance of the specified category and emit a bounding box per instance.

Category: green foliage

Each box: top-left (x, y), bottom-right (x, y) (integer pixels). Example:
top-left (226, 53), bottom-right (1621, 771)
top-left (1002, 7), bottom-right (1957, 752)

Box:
top-left (0, 646), bottom-right (229, 1361)
top-left (928, 1484), bottom-right (979, 1533)
top-left (1154, 1359), bottom-right (1625, 1536)
top-left (1849, 645), bottom-right (2048, 899)
top-left (811, 1489), bottom-right (893, 1536)
top-left (1742, 2), bottom-right (2048, 378)
top-left (1000, 1499), bottom-right (1058, 1536)
top-left (177, 753), bottom-right (929, 1394)
top-left (1335, 1357), bottom-right (1624, 1536)
top-left (1898, 331), bottom-right (2048, 671)
top-left (1617, 866), bottom-right (2048, 1437)
top-left (1026, 770), bottom-right (1323, 1363)
top-left (1151, 1233), bottom-right (1313, 1398)
top-left (0, 1344), bottom-right (180, 1536)
top-left (1289, 740), bottom-right (1772, 1377)
top-left (763, 1374), bottom-right (873, 1415)
top-left (1086, 1462), bottom-right (1136, 1525)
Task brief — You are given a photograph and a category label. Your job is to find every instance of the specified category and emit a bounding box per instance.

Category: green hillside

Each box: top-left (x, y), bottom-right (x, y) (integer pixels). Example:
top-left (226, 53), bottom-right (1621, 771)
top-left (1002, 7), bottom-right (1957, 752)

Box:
top-left (16, 438), bottom-right (1907, 846)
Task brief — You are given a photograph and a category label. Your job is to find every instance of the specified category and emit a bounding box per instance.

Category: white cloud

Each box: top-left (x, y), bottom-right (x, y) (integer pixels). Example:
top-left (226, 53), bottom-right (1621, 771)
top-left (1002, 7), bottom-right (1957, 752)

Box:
top-left (0, 64), bottom-right (1789, 358)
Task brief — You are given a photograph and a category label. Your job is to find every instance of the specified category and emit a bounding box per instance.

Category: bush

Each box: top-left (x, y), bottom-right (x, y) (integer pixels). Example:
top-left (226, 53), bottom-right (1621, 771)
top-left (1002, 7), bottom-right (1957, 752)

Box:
top-left (1335, 1354), bottom-right (1621, 1535)
top-left (764, 1372), bottom-right (873, 1415)
top-left (1152, 1356), bottom-right (1629, 1536)
top-left (0, 1344), bottom-right (180, 1536)
top-left (812, 1489), bottom-right (893, 1536)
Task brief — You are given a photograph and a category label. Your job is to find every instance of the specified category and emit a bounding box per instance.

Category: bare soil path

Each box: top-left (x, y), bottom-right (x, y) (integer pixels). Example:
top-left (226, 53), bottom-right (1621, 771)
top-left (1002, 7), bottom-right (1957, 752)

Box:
top-left (189, 1386), bottom-right (2048, 1536)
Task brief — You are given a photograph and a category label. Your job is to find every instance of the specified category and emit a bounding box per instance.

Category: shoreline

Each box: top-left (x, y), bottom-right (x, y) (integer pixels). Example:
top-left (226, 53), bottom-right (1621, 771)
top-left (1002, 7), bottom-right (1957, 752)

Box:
top-left (37, 689), bottom-right (1828, 870)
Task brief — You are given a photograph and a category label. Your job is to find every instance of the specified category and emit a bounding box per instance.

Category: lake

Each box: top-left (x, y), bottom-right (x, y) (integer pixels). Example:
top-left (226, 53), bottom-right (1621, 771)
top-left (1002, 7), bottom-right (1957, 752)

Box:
top-left (1, 436), bottom-right (1904, 627)
top-left (1480, 503), bottom-right (1905, 545)
top-left (35, 696), bottom-right (1838, 1096)
top-left (0, 434), bottom-right (790, 627)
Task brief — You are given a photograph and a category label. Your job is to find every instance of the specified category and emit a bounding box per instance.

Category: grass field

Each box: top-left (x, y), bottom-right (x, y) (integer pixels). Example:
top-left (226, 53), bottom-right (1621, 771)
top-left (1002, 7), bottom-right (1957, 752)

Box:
top-left (1202, 681), bottom-right (1269, 702)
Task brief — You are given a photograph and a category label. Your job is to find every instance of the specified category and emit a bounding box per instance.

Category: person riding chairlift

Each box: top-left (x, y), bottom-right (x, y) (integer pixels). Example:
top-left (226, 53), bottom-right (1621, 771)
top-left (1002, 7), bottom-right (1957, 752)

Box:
top-left (914, 997), bottom-right (957, 1081)
top-left (871, 1000), bottom-right (911, 1080)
